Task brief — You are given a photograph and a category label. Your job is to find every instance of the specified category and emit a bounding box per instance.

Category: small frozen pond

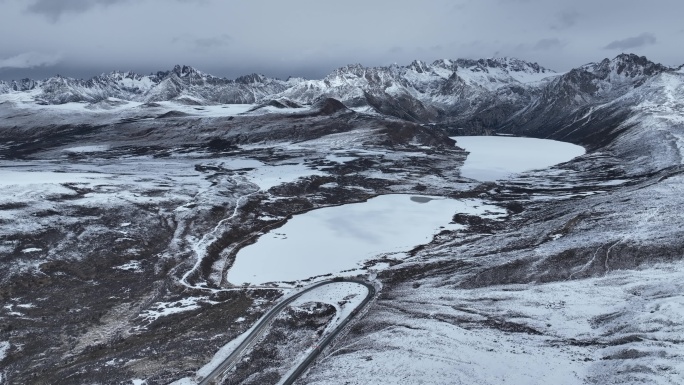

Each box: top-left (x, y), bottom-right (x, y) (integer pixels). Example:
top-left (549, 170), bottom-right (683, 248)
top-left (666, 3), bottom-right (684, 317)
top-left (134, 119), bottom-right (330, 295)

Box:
top-left (227, 195), bottom-right (505, 285)
top-left (453, 136), bottom-right (585, 181)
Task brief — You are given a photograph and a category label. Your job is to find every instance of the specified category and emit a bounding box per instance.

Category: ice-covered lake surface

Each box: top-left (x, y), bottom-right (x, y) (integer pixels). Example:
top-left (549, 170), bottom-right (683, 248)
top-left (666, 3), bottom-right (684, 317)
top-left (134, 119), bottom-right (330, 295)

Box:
top-left (228, 136), bottom-right (585, 285)
top-left (227, 195), bottom-right (506, 285)
top-left (453, 136), bottom-right (585, 181)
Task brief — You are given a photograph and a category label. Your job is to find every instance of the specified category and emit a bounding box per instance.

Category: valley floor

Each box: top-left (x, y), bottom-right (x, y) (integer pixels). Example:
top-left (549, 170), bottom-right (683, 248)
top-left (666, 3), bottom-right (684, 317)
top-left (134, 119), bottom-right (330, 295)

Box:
top-left (0, 102), bottom-right (682, 384)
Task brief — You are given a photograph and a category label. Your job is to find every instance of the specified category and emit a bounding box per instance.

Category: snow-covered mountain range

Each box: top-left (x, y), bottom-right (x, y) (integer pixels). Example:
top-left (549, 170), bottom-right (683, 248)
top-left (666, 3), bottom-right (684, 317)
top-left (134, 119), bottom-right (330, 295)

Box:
top-left (0, 57), bottom-right (555, 114)
top-left (0, 65), bottom-right (292, 105)
top-left (2, 54), bottom-right (681, 140)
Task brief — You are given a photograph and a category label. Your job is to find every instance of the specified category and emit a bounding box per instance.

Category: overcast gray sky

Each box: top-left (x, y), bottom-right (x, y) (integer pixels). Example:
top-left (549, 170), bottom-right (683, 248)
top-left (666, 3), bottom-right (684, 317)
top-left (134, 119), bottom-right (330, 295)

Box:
top-left (0, 0), bottom-right (682, 80)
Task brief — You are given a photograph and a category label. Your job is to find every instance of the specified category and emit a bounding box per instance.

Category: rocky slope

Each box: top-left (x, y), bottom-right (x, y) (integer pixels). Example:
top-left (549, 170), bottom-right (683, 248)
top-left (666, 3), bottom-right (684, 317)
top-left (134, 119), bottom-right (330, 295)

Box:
top-left (495, 54), bottom-right (679, 147)
top-left (298, 56), bottom-right (684, 385)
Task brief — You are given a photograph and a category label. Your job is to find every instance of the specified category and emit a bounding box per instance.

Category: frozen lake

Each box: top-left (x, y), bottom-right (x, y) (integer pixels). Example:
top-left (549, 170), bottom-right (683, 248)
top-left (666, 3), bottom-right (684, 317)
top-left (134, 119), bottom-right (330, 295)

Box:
top-left (227, 136), bottom-right (585, 285)
top-left (453, 136), bottom-right (585, 181)
top-left (227, 195), bottom-right (505, 285)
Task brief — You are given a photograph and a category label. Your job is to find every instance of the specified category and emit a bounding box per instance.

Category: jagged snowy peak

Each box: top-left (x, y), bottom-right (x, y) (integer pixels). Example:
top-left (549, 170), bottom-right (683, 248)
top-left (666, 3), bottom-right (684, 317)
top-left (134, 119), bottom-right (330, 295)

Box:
top-left (169, 64), bottom-right (206, 80)
top-left (89, 70), bottom-right (157, 90)
top-left (583, 53), bottom-right (670, 81)
top-left (136, 66), bottom-right (293, 104)
top-left (553, 54), bottom-right (672, 100)
top-left (272, 57), bottom-right (556, 122)
top-left (144, 74), bottom-right (291, 104)
top-left (311, 57), bottom-right (554, 95)
top-left (492, 55), bottom-right (683, 153)
top-left (0, 78), bottom-right (40, 93)
top-left (35, 72), bottom-right (161, 104)
top-left (446, 57), bottom-right (556, 86)
top-left (0, 57), bottom-right (557, 113)
top-left (0, 65), bottom-right (296, 105)
top-left (0, 53), bottom-right (678, 129)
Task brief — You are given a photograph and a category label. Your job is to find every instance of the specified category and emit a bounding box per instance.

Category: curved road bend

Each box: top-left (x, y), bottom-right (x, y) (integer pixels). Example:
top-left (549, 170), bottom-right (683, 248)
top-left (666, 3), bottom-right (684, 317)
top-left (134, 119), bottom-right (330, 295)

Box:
top-left (198, 279), bottom-right (376, 385)
top-left (281, 280), bottom-right (376, 385)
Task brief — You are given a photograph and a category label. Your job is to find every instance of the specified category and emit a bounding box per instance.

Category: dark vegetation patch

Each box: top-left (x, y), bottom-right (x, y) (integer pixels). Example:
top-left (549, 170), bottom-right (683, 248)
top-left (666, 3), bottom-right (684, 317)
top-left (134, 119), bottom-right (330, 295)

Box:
top-left (226, 302), bottom-right (336, 385)
top-left (156, 110), bottom-right (191, 119)
top-left (0, 202), bottom-right (28, 210)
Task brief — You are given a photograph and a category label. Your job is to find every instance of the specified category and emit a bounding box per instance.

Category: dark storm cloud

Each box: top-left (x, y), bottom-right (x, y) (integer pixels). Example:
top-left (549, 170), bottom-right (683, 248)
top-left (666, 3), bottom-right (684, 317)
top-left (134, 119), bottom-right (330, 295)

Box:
top-left (0, 0), bottom-right (682, 80)
top-left (172, 34), bottom-right (233, 51)
top-left (24, 0), bottom-right (204, 21)
top-left (25, 0), bottom-right (130, 21)
top-left (194, 35), bottom-right (232, 49)
top-left (604, 33), bottom-right (657, 50)
top-left (533, 38), bottom-right (565, 51)
top-left (551, 10), bottom-right (580, 30)
top-left (0, 52), bottom-right (62, 70)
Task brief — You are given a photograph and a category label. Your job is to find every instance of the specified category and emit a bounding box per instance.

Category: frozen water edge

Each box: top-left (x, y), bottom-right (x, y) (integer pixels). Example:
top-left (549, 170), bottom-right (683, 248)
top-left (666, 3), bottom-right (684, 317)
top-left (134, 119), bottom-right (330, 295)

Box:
top-left (453, 136), bottom-right (585, 181)
top-left (227, 195), bottom-right (506, 285)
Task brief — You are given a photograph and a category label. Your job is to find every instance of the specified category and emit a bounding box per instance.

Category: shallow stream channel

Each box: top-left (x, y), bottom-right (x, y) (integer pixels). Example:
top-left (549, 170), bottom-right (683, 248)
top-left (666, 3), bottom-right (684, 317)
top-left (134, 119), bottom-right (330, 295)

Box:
top-left (227, 136), bottom-right (585, 286)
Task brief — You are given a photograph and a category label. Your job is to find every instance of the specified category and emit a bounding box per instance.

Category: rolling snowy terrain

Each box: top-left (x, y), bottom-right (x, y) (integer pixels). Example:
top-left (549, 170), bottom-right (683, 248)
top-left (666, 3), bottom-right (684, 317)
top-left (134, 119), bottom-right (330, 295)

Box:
top-left (0, 53), bottom-right (683, 384)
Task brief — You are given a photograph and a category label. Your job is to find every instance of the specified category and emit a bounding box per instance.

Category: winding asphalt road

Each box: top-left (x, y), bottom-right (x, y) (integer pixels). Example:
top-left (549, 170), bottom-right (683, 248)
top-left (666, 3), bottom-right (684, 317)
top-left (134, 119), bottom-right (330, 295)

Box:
top-left (198, 278), bottom-right (375, 385)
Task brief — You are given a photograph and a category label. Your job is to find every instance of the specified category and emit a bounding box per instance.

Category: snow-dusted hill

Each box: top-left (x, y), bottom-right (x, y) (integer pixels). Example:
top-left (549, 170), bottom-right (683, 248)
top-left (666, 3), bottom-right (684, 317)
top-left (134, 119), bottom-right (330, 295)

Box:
top-left (493, 54), bottom-right (684, 161)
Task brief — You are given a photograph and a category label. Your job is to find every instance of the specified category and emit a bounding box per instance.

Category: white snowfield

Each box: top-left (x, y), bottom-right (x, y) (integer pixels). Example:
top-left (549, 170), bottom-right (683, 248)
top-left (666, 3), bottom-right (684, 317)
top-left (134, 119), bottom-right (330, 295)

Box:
top-left (226, 195), bottom-right (506, 285)
top-left (0, 341), bottom-right (8, 383)
top-left (138, 296), bottom-right (219, 323)
top-left (0, 170), bottom-right (112, 187)
top-left (288, 282), bottom-right (367, 330)
top-left (0, 340), bottom-right (9, 361)
top-left (0, 159), bottom-right (239, 278)
top-left (453, 136), bottom-right (586, 181)
top-left (302, 263), bottom-right (684, 385)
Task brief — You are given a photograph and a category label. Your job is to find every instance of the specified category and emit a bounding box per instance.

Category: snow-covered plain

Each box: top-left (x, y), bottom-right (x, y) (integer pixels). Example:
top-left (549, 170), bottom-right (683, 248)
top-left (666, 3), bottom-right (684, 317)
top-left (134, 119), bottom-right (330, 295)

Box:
top-left (303, 262), bottom-right (684, 385)
top-left (453, 136), bottom-right (585, 181)
top-left (227, 195), bottom-right (506, 285)
top-left (0, 170), bottom-right (112, 187)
